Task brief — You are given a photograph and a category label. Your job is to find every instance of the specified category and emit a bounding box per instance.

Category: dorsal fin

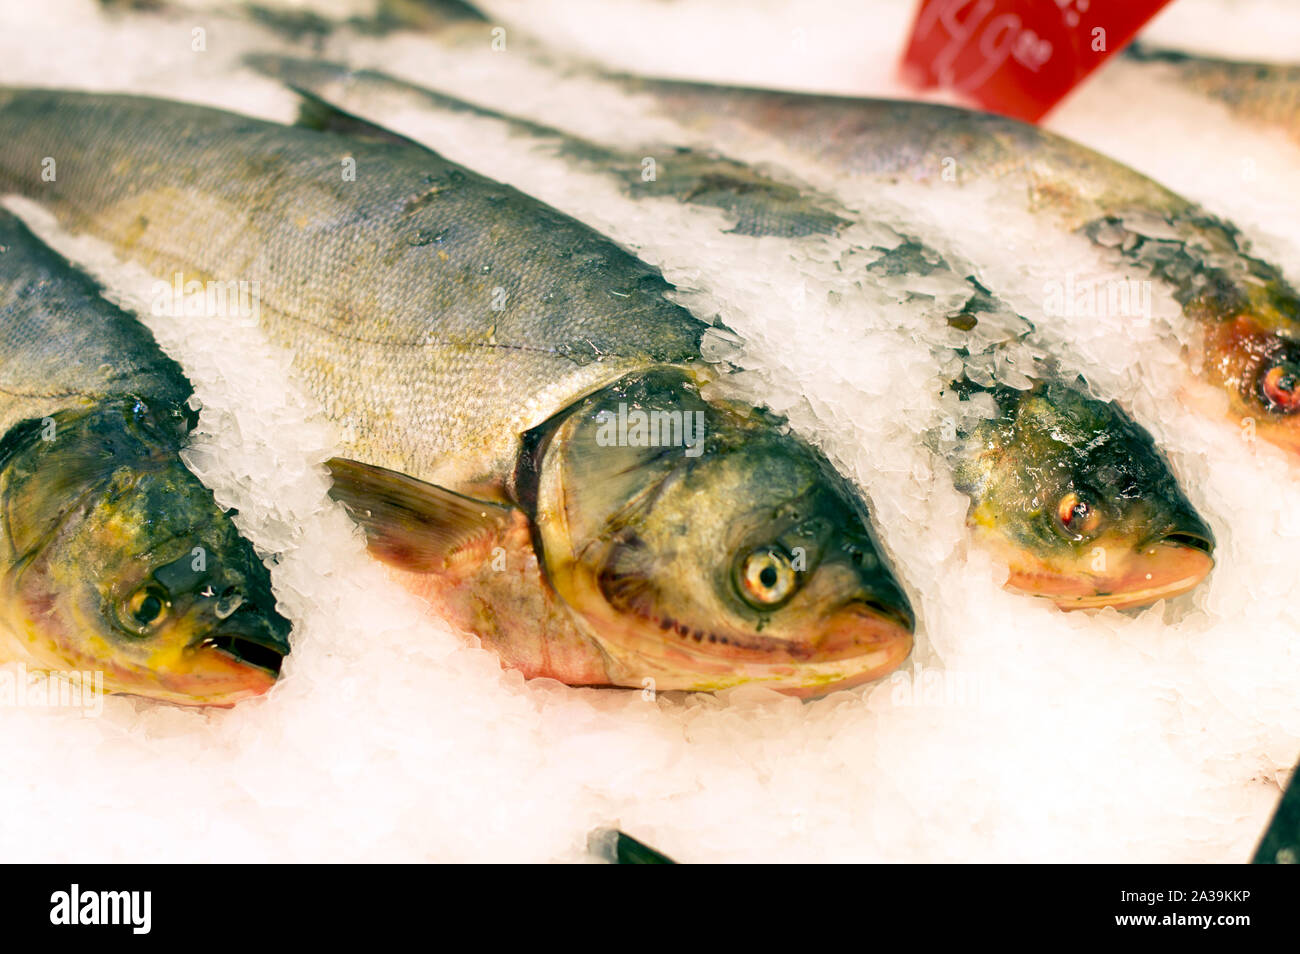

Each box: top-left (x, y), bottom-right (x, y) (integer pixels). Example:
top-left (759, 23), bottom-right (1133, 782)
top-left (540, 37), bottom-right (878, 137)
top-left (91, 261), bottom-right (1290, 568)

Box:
top-left (291, 87), bottom-right (425, 148)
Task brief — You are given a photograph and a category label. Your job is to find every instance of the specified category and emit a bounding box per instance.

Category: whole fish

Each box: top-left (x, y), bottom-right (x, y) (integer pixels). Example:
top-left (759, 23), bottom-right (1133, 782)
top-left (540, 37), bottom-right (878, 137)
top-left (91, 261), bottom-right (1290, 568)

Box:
top-left (0, 208), bottom-right (290, 705)
top-left (1125, 41), bottom-right (1300, 148)
top-left (251, 59), bottom-right (1216, 610)
top-left (0, 89), bottom-right (914, 696)
top-left (576, 76), bottom-right (1300, 462)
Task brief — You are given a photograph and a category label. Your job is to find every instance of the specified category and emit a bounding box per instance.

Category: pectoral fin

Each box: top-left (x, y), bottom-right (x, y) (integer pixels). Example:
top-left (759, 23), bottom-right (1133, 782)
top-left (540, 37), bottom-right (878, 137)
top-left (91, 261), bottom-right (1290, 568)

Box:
top-left (325, 457), bottom-right (516, 575)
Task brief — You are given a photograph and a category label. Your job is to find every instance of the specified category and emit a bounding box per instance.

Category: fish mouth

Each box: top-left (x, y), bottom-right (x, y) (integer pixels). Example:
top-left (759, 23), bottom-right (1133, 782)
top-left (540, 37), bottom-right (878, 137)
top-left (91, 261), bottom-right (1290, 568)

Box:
top-left (191, 594), bottom-right (293, 682)
top-left (1006, 532), bottom-right (1215, 610)
top-left (42, 629), bottom-right (286, 709)
top-left (186, 610), bottom-right (292, 702)
top-left (803, 597), bottom-right (914, 659)
top-left (198, 633), bottom-right (287, 677)
top-left (605, 597), bottom-right (915, 697)
top-left (159, 631), bottom-right (286, 707)
top-left (1159, 531), bottom-right (1214, 555)
top-left (773, 599), bottom-right (915, 697)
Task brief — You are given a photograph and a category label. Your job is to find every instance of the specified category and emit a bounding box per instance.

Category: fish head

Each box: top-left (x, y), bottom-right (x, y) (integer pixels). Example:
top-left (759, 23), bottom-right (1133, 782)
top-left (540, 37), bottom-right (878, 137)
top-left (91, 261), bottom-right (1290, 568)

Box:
top-left (956, 381), bottom-right (1215, 609)
top-left (0, 402), bottom-right (291, 706)
top-left (1200, 314), bottom-right (1300, 456)
top-left (532, 371), bottom-right (913, 695)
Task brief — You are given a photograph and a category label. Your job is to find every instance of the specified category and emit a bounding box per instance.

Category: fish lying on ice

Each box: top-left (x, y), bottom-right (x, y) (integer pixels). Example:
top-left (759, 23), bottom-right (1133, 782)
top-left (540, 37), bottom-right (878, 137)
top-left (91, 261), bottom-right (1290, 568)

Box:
top-left (353, 16), bottom-right (1300, 465)
top-left (249, 59), bottom-right (1217, 611)
top-left (564, 76), bottom-right (1300, 463)
top-left (872, 242), bottom-right (1217, 610)
top-left (0, 208), bottom-right (290, 705)
top-left (0, 89), bottom-right (914, 696)
top-left (274, 59), bottom-right (853, 240)
top-left (1125, 41), bottom-right (1300, 148)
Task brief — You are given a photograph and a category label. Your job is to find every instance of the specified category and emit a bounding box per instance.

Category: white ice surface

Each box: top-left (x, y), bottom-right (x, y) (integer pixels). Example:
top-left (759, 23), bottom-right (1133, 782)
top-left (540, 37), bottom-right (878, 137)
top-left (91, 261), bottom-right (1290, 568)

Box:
top-left (0, 0), bottom-right (1296, 863)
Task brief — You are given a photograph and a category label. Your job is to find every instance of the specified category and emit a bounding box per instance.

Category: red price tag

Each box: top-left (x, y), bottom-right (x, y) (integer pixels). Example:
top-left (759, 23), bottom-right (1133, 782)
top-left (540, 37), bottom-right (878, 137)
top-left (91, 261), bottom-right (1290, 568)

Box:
top-left (900, 0), bottom-right (1176, 122)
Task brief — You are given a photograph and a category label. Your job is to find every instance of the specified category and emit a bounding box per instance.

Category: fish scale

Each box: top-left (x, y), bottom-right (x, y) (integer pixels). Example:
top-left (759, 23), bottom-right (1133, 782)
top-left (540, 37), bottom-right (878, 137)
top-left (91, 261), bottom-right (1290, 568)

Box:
top-left (246, 57), bottom-right (1218, 612)
top-left (0, 87), bottom-right (919, 695)
top-left (0, 88), bottom-right (709, 494)
top-left (0, 213), bottom-right (185, 436)
top-left (598, 77), bottom-right (1300, 458)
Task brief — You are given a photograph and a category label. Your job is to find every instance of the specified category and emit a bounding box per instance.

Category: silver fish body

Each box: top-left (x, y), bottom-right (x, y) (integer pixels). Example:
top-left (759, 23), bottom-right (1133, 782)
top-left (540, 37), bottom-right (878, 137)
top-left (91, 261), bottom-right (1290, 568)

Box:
top-left (0, 89), bottom-right (915, 694)
top-left (246, 61), bottom-right (1217, 611)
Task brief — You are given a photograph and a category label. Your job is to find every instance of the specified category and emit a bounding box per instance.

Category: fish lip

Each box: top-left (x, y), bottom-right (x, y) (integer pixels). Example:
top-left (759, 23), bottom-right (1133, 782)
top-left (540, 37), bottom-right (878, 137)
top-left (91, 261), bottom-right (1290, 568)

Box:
top-left (578, 596), bottom-right (913, 695)
top-left (139, 669), bottom-right (279, 708)
top-left (194, 626), bottom-right (289, 677)
top-left (812, 599), bottom-right (915, 660)
top-left (1155, 531), bottom-right (1214, 555)
top-left (1009, 540), bottom-right (1215, 611)
top-left (656, 597), bottom-right (914, 664)
top-left (1137, 516), bottom-right (1216, 555)
top-left (856, 595), bottom-right (915, 633)
top-left (1049, 568), bottom-right (1209, 610)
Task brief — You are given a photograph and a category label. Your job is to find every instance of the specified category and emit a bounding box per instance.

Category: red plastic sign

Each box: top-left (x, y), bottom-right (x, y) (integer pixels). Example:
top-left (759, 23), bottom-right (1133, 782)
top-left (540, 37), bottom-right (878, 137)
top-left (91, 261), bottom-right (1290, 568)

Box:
top-left (900, 0), bottom-right (1176, 122)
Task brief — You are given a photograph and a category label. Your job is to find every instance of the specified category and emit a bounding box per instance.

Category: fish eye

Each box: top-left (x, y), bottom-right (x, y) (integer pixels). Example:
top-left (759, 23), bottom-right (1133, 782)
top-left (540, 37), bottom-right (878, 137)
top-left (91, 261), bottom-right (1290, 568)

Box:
top-left (1055, 491), bottom-right (1102, 540)
top-left (737, 547), bottom-right (798, 608)
top-left (1259, 358), bottom-right (1300, 414)
top-left (120, 585), bottom-right (169, 636)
